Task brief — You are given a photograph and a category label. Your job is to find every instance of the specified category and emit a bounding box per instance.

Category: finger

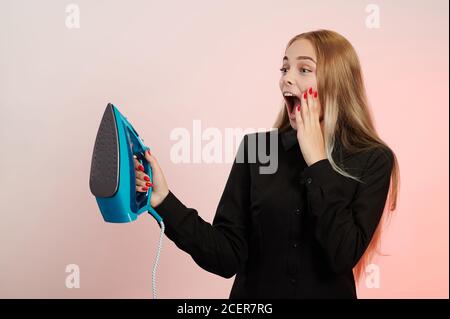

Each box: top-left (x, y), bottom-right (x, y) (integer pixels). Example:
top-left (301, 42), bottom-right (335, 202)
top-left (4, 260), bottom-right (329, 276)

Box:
top-left (134, 153), bottom-right (153, 181)
top-left (136, 178), bottom-right (148, 188)
top-left (136, 185), bottom-right (149, 193)
top-left (307, 87), bottom-right (315, 125)
top-left (295, 99), bottom-right (303, 129)
top-left (134, 157), bottom-right (144, 172)
top-left (301, 90), bottom-right (310, 126)
top-left (136, 170), bottom-right (149, 191)
top-left (312, 90), bottom-right (320, 123)
top-left (135, 168), bottom-right (151, 183)
top-left (135, 169), bottom-right (152, 192)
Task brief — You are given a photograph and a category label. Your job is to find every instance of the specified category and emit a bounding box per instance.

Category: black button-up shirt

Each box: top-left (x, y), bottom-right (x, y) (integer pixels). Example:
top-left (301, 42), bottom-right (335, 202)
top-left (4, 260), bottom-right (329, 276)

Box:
top-left (155, 127), bottom-right (394, 299)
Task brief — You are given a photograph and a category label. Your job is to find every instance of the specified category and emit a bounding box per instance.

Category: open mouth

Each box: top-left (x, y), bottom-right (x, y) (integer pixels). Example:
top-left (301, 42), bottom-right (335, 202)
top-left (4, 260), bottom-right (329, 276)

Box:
top-left (284, 95), bottom-right (301, 115)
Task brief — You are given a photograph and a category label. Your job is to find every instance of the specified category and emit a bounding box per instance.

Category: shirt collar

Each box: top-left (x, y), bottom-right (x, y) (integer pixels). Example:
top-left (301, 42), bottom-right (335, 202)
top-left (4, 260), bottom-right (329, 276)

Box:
top-left (280, 126), bottom-right (345, 158)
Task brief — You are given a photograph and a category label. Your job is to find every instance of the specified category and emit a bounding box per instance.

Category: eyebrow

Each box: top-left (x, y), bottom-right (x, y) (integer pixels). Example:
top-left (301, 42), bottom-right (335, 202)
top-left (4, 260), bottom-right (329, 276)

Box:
top-left (283, 55), bottom-right (316, 64)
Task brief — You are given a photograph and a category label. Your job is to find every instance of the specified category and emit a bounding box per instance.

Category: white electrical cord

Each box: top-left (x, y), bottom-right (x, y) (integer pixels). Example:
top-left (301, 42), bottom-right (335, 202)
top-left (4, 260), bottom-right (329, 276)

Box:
top-left (152, 220), bottom-right (165, 299)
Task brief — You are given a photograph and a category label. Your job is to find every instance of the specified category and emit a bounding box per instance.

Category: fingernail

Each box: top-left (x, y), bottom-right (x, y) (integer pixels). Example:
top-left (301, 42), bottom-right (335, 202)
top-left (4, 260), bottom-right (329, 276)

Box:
top-left (143, 187), bottom-right (148, 191)
top-left (146, 182), bottom-right (152, 187)
top-left (314, 91), bottom-right (318, 98)
top-left (144, 176), bottom-right (150, 181)
top-left (138, 165), bottom-right (144, 171)
top-left (308, 87), bottom-right (313, 95)
top-left (297, 105), bottom-right (300, 112)
top-left (303, 92), bottom-right (307, 99)
top-left (147, 150), bottom-right (151, 156)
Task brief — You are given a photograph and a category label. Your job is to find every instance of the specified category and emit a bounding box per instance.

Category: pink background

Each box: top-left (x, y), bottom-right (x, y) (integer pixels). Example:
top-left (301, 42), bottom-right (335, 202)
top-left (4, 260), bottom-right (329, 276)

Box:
top-left (0, 0), bottom-right (448, 298)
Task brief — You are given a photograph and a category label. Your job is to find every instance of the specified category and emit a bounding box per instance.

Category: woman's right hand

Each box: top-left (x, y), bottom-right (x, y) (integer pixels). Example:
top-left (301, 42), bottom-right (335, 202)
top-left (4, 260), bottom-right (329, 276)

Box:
top-left (134, 149), bottom-right (169, 208)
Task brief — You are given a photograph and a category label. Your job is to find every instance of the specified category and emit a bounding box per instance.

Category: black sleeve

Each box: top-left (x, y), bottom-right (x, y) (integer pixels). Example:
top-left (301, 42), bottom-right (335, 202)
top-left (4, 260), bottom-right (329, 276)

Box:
top-left (302, 147), bottom-right (394, 274)
top-left (153, 135), bottom-right (251, 278)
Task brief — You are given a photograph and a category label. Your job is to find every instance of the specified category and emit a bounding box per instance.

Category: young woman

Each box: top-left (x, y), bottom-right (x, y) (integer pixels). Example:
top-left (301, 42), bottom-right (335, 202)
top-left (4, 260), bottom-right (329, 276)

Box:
top-left (134, 29), bottom-right (400, 299)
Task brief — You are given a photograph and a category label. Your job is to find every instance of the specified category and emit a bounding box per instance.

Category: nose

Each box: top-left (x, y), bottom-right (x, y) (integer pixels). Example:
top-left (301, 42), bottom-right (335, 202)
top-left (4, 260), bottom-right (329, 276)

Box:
top-left (283, 73), bottom-right (294, 86)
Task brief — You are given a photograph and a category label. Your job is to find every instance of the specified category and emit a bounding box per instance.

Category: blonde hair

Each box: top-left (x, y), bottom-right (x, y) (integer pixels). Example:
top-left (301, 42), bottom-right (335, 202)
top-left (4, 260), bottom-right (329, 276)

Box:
top-left (274, 29), bottom-right (400, 283)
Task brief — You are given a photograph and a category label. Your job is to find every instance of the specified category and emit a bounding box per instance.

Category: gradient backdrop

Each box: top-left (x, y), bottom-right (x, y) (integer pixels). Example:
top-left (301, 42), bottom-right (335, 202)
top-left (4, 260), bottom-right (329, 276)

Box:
top-left (0, 0), bottom-right (448, 298)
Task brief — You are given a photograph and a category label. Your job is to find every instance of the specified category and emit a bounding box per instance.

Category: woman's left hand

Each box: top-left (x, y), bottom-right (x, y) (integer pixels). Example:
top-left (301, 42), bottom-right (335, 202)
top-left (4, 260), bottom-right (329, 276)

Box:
top-left (295, 87), bottom-right (327, 167)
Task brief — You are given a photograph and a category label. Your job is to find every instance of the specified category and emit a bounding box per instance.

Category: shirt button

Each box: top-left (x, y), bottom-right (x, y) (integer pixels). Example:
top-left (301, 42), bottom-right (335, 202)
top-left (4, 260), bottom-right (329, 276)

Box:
top-left (295, 208), bottom-right (301, 215)
top-left (292, 242), bottom-right (298, 248)
top-left (290, 278), bottom-right (297, 285)
top-left (306, 177), bottom-right (312, 184)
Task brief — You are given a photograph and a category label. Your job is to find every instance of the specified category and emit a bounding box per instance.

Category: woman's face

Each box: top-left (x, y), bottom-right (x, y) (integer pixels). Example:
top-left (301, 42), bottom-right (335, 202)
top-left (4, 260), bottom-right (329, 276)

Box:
top-left (279, 39), bottom-right (323, 130)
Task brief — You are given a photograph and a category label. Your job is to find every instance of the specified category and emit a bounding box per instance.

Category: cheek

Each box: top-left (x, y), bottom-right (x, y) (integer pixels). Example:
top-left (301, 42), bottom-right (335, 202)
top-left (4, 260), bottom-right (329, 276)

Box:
top-left (297, 79), bottom-right (317, 93)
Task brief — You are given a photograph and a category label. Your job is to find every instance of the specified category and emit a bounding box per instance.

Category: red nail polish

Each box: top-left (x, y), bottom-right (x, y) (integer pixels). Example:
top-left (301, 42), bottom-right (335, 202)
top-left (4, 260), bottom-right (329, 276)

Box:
top-left (314, 91), bottom-right (318, 98)
top-left (138, 165), bottom-right (144, 171)
top-left (146, 182), bottom-right (152, 187)
top-left (143, 187), bottom-right (148, 191)
top-left (147, 150), bottom-right (151, 156)
top-left (297, 105), bottom-right (300, 112)
top-left (308, 87), bottom-right (313, 95)
top-left (303, 92), bottom-right (307, 99)
top-left (144, 176), bottom-right (150, 181)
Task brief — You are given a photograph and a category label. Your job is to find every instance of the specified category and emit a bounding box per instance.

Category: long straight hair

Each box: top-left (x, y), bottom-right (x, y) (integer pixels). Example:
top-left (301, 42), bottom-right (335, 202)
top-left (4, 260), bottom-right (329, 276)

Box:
top-left (273, 30), bottom-right (400, 283)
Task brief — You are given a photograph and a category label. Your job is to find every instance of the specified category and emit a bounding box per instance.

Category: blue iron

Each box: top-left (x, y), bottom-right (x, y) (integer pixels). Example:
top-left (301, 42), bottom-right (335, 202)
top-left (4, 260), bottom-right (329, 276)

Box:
top-left (89, 103), bottom-right (162, 224)
top-left (89, 103), bottom-right (165, 298)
